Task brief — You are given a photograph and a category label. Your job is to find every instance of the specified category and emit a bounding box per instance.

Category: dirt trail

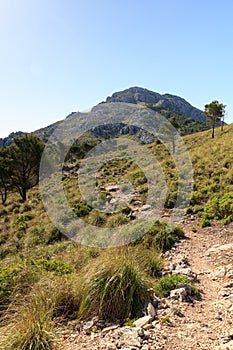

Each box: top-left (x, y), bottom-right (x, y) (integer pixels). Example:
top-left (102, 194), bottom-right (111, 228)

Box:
top-left (59, 218), bottom-right (233, 350)
top-left (162, 219), bottom-right (233, 350)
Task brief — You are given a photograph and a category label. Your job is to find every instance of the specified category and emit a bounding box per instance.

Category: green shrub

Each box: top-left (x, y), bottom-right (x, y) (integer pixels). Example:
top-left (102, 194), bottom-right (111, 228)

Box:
top-left (0, 267), bottom-right (18, 306)
top-left (191, 227), bottom-right (197, 233)
top-left (31, 259), bottom-right (74, 275)
top-left (13, 213), bottom-right (34, 232)
top-left (203, 193), bottom-right (233, 224)
top-left (0, 259), bottom-right (73, 311)
top-left (165, 190), bottom-right (178, 209)
top-left (219, 193), bottom-right (233, 218)
top-left (222, 215), bottom-right (233, 225)
top-left (73, 202), bottom-right (92, 217)
top-left (193, 205), bottom-right (204, 214)
top-left (0, 263), bottom-right (41, 309)
top-left (107, 213), bottom-right (129, 227)
top-left (87, 209), bottom-right (106, 227)
top-left (200, 218), bottom-right (211, 227)
top-left (160, 316), bottom-right (171, 324)
top-left (154, 275), bottom-right (190, 297)
top-left (135, 221), bottom-right (185, 251)
top-left (129, 171), bottom-right (147, 186)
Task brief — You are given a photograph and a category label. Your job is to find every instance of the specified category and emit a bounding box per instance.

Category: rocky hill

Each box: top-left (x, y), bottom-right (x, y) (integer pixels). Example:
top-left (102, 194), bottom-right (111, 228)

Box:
top-left (0, 131), bottom-right (24, 147)
top-left (0, 87), bottom-right (209, 147)
top-left (105, 87), bottom-right (206, 123)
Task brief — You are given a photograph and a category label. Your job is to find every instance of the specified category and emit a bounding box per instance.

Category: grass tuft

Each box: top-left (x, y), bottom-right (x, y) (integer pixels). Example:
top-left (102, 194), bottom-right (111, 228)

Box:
top-left (78, 253), bottom-right (151, 320)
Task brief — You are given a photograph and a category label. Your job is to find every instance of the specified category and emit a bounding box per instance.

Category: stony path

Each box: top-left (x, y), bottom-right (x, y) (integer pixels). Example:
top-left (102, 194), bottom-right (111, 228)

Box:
top-left (58, 218), bottom-right (233, 350)
top-left (161, 218), bottom-right (233, 350)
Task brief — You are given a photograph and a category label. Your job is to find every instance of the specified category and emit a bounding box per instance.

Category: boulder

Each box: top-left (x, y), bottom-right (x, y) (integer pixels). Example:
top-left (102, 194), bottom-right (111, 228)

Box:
top-left (133, 315), bottom-right (153, 328)
top-left (146, 302), bottom-right (156, 319)
top-left (170, 287), bottom-right (187, 302)
top-left (176, 283), bottom-right (192, 296)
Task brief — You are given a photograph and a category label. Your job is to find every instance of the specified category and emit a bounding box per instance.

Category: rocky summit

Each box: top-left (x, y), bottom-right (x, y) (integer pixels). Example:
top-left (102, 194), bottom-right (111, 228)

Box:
top-left (105, 87), bottom-right (205, 123)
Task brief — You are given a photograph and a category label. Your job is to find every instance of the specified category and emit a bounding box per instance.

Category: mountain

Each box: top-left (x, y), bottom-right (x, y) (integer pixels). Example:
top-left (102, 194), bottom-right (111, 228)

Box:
top-left (105, 86), bottom-right (206, 123)
top-left (0, 87), bottom-right (209, 146)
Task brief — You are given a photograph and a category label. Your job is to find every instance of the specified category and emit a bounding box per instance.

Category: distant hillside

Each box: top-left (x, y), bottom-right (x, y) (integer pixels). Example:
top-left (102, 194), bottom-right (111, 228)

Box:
top-left (0, 131), bottom-right (24, 147)
top-left (0, 87), bottom-right (211, 146)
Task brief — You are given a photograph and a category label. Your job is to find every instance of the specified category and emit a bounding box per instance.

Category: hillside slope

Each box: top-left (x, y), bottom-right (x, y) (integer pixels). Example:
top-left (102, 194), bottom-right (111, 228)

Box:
top-left (0, 120), bottom-right (232, 350)
top-left (0, 87), bottom-right (209, 146)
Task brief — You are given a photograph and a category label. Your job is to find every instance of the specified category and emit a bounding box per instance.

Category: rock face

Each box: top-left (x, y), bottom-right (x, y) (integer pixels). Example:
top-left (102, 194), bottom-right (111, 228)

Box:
top-left (0, 131), bottom-right (25, 147)
top-left (105, 86), bottom-right (206, 123)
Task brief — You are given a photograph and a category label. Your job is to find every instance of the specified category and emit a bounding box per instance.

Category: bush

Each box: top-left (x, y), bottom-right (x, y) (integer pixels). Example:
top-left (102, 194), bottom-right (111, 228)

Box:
top-left (73, 202), bottom-right (92, 217)
top-left (0, 259), bottom-right (74, 311)
top-left (154, 275), bottom-right (190, 297)
top-left (107, 213), bottom-right (129, 227)
top-left (78, 255), bottom-right (150, 320)
top-left (32, 276), bottom-right (82, 320)
top-left (31, 259), bottom-right (74, 275)
top-left (222, 215), bottom-right (233, 225)
top-left (200, 218), bottom-right (211, 227)
top-left (87, 209), bottom-right (107, 227)
top-left (134, 221), bottom-right (185, 251)
top-left (0, 263), bottom-right (41, 310)
top-left (13, 213), bottom-right (34, 232)
top-left (203, 193), bottom-right (233, 224)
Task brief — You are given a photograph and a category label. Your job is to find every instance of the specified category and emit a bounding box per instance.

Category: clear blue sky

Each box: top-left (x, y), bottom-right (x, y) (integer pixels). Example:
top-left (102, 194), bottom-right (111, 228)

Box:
top-left (1, 0), bottom-right (233, 138)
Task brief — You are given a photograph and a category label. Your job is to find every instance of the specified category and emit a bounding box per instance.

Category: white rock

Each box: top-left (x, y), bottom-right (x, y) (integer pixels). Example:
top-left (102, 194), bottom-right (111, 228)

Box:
top-left (216, 340), bottom-right (233, 350)
top-left (102, 325), bottom-right (119, 335)
top-left (176, 283), bottom-right (192, 295)
top-left (170, 287), bottom-right (187, 302)
top-left (147, 302), bottom-right (156, 318)
top-left (133, 315), bottom-right (153, 328)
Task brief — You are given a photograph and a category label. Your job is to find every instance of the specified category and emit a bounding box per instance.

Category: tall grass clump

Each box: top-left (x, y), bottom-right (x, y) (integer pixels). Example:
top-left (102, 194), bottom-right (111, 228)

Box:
top-left (0, 275), bottom-right (82, 350)
top-left (0, 292), bottom-right (56, 350)
top-left (132, 220), bottom-right (185, 251)
top-left (78, 254), bottom-right (151, 320)
top-left (133, 246), bottom-right (164, 277)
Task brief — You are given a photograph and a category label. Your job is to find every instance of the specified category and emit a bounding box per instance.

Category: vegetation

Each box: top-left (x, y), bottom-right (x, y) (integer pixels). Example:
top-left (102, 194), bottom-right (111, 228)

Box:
top-left (132, 220), bottom-right (185, 251)
top-left (153, 274), bottom-right (199, 297)
top-left (0, 118), bottom-right (233, 349)
top-left (0, 134), bottom-right (44, 202)
top-left (78, 253), bottom-right (151, 320)
top-left (184, 124), bottom-right (233, 224)
top-left (204, 100), bottom-right (226, 138)
top-left (145, 104), bottom-right (209, 135)
top-left (0, 148), bottom-right (11, 204)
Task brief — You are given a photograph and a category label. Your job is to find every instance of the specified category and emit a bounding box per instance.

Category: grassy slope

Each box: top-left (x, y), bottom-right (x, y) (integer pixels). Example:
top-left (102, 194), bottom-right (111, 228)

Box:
top-left (184, 124), bottom-right (233, 224)
top-left (0, 123), bottom-right (232, 348)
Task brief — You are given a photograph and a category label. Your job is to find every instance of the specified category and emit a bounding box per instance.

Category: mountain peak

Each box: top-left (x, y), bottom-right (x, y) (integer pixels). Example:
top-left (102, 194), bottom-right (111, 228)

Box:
top-left (105, 87), bottom-right (205, 123)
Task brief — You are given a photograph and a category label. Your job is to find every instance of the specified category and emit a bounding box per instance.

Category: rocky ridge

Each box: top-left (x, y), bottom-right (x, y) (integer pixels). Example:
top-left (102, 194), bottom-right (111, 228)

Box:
top-left (0, 87), bottom-right (208, 147)
top-left (105, 87), bottom-right (206, 123)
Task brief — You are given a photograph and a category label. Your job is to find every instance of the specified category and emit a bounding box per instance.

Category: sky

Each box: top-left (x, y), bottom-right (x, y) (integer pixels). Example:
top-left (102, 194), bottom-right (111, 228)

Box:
top-left (0, 0), bottom-right (233, 138)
